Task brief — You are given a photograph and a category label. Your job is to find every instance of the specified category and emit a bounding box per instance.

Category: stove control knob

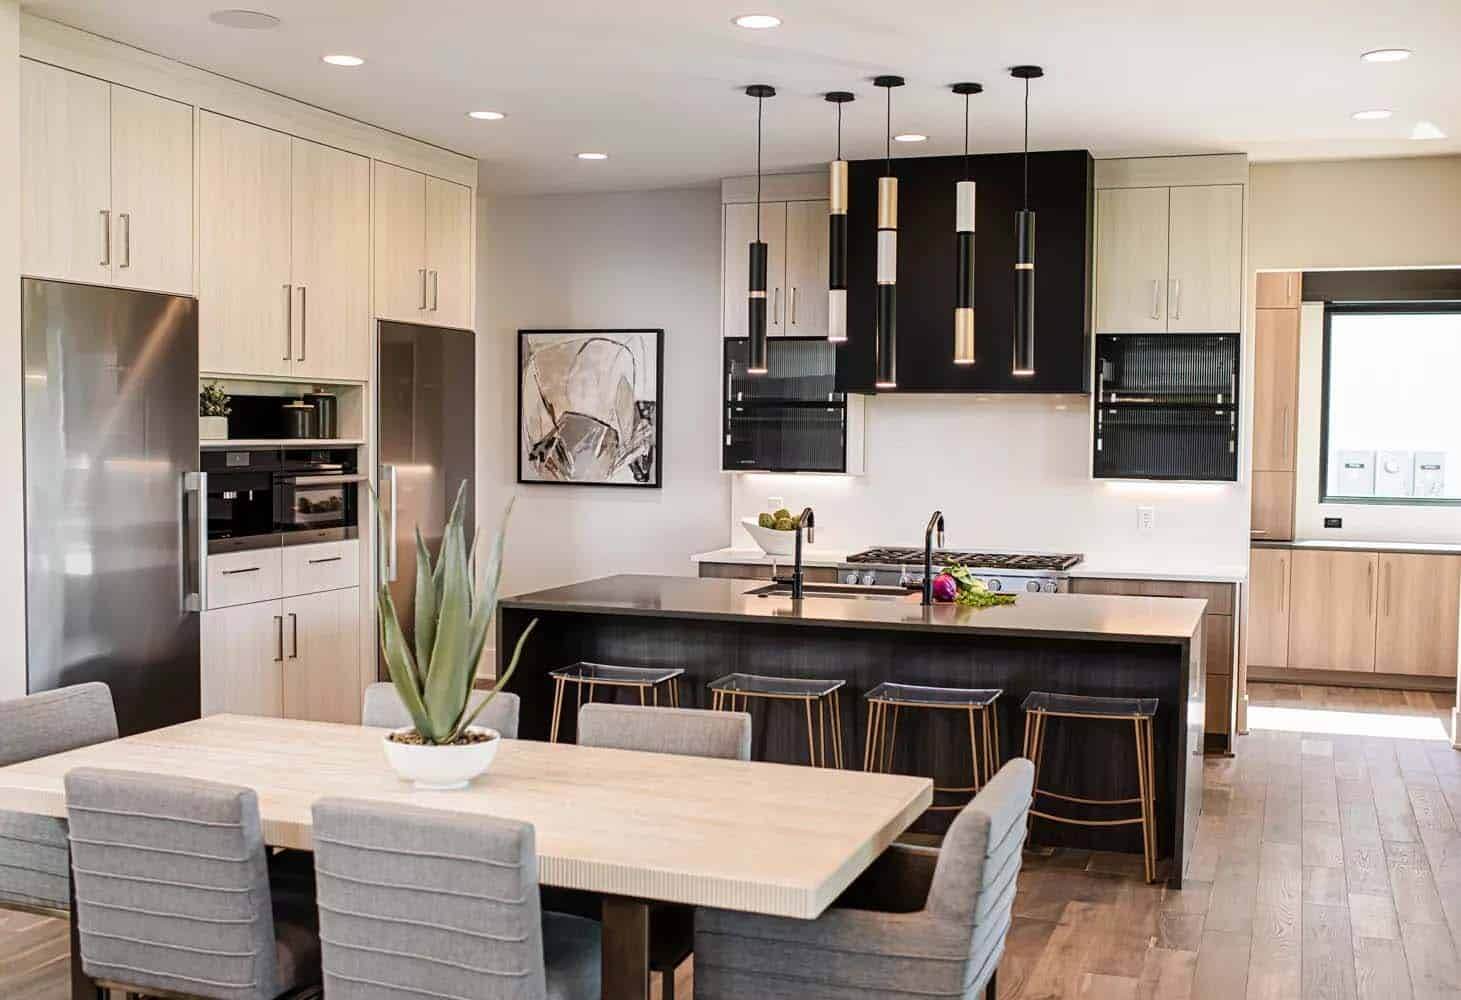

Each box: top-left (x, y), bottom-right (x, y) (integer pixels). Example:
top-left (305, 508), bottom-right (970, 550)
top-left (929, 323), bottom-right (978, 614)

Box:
top-left (1025, 579), bottom-right (1042, 593)
top-left (1042, 581), bottom-right (1058, 594)
top-left (844, 572), bottom-right (861, 585)
top-left (861, 572), bottom-right (878, 587)
top-left (986, 578), bottom-right (1002, 591)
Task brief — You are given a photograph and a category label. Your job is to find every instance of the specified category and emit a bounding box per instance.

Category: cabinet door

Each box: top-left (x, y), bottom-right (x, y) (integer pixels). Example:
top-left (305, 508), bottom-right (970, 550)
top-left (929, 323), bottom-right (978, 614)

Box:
top-left (1256, 271), bottom-right (1301, 309)
top-left (109, 85), bottom-right (193, 295)
top-left (1166, 184), bottom-right (1243, 333)
top-left (201, 600), bottom-right (284, 717)
top-left (424, 175), bottom-right (474, 329)
top-left (1251, 470), bottom-right (1295, 541)
top-left (1094, 187), bottom-right (1169, 333)
top-left (20, 60), bottom-right (112, 286)
top-left (1247, 547), bottom-right (1291, 668)
top-left (784, 200), bottom-right (830, 337)
top-left (1289, 550), bottom-right (1378, 672)
top-left (722, 202), bottom-right (787, 338)
top-left (291, 139), bottom-right (371, 380)
top-left (1252, 308), bottom-right (1300, 472)
top-left (1376, 554), bottom-right (1461, 677)
top-left (282, 588), bottom-right (362, 724)
top-left (373, 161), bottom-right (427, 323)
top-left (198, 112), bottom-right (293, 376)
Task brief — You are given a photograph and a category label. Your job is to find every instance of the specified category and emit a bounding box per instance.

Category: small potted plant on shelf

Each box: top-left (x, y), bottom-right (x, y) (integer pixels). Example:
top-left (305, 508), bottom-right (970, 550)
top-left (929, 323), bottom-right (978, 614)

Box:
top-left (378, 482), bottom-right (537, 790)
top-left (198, 382), bottom-right (231, 441)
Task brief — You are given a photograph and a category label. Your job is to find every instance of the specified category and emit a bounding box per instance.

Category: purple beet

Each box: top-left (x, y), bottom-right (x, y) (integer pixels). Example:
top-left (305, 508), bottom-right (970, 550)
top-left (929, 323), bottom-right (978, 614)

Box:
top-left (931, 573), bottom-right (958, 603)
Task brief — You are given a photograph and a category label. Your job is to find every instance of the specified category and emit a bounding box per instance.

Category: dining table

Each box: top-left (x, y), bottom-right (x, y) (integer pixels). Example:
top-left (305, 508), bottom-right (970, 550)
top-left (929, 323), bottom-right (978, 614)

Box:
top-left (0, 713), bottom-right (934, 1000)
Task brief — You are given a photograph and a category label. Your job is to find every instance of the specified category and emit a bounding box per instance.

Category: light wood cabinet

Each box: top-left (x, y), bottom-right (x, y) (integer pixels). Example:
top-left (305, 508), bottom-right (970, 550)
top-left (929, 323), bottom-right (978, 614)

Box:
top-left (290, 139), bottom-right (371, 381)
top-left (21, 61), bottom-right (192, 295)
top-left (1251, 471), bottom-right (1296, 541)
top-left (1166, 185), bottom-right (1243, 333)
top-left (1376, 554), bottom-right (1461, 677)
top-left (1256, 271), bottom-right (1301, 309)
top-left (201, 599), bottom-right (285, 717)
top-left (784, 200), bottom-right (830, 336)
top-left (373, 163), bottom-right (475, 329)
top-left (199, 112), bottom-right (293, 377)
top-left (1289, 550), bottom-right (1378, 672)
top-left (1094, 183), bottom-right (1242, 334)
top-left (1252, 308), bottom-right (1299, 473)
top-left (281, 588), bottom-right (362, 724)
top-left (1247, 547), bottom-right (1291, 668)
top-left (723, 201), bottom-right (788, 338)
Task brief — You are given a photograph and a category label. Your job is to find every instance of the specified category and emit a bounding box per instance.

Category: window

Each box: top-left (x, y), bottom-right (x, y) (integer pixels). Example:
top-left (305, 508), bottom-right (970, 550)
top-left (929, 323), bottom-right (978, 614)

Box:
top-left (1322, 304), bottom-right (1461, 503)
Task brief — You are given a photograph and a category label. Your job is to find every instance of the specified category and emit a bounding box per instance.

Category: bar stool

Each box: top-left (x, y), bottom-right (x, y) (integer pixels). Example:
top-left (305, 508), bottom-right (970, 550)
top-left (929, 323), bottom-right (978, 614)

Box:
top-left (1021, 691), bottom-right (1160, 883)
top-left (708, 673), bottom-right (845, 768)
top-left (549, 662), bottom-right (685, 743)
top-left (863, 683), bottom-right (1004, 812)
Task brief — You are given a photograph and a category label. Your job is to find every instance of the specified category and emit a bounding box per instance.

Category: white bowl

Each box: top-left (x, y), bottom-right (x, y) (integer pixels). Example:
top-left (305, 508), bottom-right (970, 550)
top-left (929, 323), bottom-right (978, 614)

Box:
top-left (382, 726), bottom-right (500, 790)
top-left (740, 516), bottom-right (797, 557)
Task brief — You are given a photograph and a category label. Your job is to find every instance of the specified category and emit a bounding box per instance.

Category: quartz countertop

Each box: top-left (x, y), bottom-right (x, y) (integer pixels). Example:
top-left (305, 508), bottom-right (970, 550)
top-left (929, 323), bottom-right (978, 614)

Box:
top-left (502, 574), bottom-right (1207, 645)
top-left (1253, 539), bottom-right (1461, 557)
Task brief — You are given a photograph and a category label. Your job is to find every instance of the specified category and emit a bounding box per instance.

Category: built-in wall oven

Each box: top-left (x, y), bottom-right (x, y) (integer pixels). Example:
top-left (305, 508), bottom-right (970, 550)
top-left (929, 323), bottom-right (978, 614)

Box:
top-left (202, 447), bottom-right (362, 552)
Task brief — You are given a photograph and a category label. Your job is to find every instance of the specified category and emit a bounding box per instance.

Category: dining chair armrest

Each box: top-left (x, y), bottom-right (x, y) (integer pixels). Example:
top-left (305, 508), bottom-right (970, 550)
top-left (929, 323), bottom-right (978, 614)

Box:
top-left (834, 843), bottom-right (939, 913)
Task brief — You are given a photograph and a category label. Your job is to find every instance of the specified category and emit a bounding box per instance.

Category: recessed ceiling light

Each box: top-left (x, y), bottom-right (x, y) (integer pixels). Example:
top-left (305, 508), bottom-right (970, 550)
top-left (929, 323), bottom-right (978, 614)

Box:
top-left (1351, 109), bottom-right (1392, 121)
top-left (467, 111), bottom-right (506, 121)
top-left (576, 152), bottom-right (609, 160)
top-left (209, 9), bottom-right (280, 29)
top-left (322, 54), bottom-right (364, 67)
top-left (732, 13), bottom-right (782, 29)
top-left (1411, 120), bottom-right (1447, 140)
top-left (893, 132), bottom-right (928, 143)
top-left (1362, 48), bottom-right (1413, 63)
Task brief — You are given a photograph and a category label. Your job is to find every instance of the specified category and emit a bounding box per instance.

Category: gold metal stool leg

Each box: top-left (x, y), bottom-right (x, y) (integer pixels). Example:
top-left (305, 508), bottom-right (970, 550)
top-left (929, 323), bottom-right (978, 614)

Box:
top-left (830, 692), bottom-right (844, 768)
top-left (863, 700), bottom-right (882, 772)
top-left (550, 677), bottom-right (566, 743)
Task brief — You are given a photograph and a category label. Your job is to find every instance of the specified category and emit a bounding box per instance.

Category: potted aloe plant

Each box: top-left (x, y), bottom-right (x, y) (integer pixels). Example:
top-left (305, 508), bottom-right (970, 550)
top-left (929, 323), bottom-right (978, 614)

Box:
top-left (378, 483), bottom-right (537, 789)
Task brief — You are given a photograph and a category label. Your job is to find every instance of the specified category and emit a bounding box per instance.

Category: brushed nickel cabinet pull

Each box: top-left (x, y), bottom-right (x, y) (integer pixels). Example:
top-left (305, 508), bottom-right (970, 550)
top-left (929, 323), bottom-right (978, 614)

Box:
top-left (1171, 278), bottom-right (1182, 321)
top-left (790, 286), bottom-right (798, 325)
top-left (274, 615), bottom-right (284, 662)
top-left (773, 287), bottom-right (781, 325)
top-left (100, 210), bottom-right (111, 267)
top-left (1279, 558), bottom-right (1286, 612)
top-left (419, 267), bottom-right (428, 310)
top-left (119, 213), bottom-right (131, 268)
top-left (283, 284), bottom-right (293, 361)
top-left (431, 269), bottom-right (440, 311)
top-left (1367, 561), bottom-right (1374, 616)
top-left (289, 612), bottom-right (299, 659)
top-left (297, 285), bottom-right (307, 362)
top-left (1150, 279), bottom-right (1160, 319)
top-left (1286, 273), bottom-right (1294, 302)
top-left (1384, 563), bottom-right (1392, 617)
top-left (1280, 407), bottom-right (1289, 460)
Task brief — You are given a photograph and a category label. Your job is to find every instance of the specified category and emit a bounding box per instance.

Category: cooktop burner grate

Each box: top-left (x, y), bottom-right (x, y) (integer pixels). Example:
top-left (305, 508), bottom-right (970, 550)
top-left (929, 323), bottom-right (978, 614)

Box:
top-left (843, 548), bottom-right (1083, 571)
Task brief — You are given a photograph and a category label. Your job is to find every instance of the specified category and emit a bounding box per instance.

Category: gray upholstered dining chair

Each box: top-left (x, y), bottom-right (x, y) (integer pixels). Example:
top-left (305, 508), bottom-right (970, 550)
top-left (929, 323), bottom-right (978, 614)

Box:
top-left (574, 702), bottom-right (752, 999)
top-left (361, 680), bottom-right (521, 738)
top-left (0, 682), bottom-right (117, 918)
top-left (694, 757), bottom-right (1035, 1000)
top-left (311, 797), bottom-right (601, 1000)
top-left (63, 767), bottom-right (322, 1000)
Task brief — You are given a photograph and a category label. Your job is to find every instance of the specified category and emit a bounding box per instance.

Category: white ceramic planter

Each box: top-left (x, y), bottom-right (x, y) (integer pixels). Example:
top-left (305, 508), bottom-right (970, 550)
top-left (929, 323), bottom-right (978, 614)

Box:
top-left (740, 516), bottom-right (796, 557)
top-left (382, 727), bottom-right (500, 790)
top-left (199, 416), bottom-right (229, 441)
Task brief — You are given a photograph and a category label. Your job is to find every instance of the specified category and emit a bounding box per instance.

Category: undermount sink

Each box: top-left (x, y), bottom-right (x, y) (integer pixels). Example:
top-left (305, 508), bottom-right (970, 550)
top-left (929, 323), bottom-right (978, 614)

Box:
top-left (745, 581), bottom-right (915, 602)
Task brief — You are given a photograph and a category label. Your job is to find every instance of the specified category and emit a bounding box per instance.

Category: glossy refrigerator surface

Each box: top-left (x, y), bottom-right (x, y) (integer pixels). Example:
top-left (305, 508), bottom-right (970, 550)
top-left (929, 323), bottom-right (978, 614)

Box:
top-left (23, 279), bottom-right (201, 735)
top-left (377, 321), bottom-right (475, 660)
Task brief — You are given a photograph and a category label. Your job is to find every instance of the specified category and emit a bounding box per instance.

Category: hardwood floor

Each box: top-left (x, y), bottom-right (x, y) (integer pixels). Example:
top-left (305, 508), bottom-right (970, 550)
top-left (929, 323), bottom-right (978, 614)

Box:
top-left (5, 683), bottom-right (1455, 1000)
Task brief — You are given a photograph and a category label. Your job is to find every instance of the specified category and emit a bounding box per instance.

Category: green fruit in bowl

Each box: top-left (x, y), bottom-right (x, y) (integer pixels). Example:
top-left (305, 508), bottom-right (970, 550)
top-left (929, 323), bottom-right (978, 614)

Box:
top-left (772, 508), bottom-right (792, 521)
top-left (757, 513), bottom-right (776, 529)
top-left (773, 517), bottom-right (796, 531)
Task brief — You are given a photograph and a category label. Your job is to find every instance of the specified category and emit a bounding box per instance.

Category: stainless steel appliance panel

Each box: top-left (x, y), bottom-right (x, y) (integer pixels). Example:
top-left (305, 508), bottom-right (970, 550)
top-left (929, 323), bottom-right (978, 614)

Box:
top-left (377, 321), bottom-right (475, 667)
top-left (23, 279), bottom-right (201, 735)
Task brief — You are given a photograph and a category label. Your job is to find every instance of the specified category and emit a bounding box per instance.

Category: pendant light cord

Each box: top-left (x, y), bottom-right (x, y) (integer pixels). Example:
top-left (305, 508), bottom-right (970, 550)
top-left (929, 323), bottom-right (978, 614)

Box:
top-left (963, 93), bottom-right (970, 179)
top-left (755, 94), bottom-right (763, 240)
top-left (836, 100), bottom-right (843, 160)
top-left (1022, 77), bottom-right (1030, 209)
top-left (884, 84), bottom-right (892, 175)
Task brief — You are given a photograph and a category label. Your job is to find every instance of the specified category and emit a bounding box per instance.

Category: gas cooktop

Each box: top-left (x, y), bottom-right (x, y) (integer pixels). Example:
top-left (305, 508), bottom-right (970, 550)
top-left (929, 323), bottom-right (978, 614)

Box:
top-left (843, 548), bottom-right (1083, 572)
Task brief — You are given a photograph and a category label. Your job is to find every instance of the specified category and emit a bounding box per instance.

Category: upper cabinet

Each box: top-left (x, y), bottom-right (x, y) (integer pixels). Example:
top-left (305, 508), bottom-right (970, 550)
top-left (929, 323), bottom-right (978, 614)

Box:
top-left (199, 113), bottom-right (370, 381)
top-left (1250, 272), bottom-right (1301, 540)
top-left (784, 201), bottom-right (831, 337)
top-left (1094, 183), bottom-right (1243, 334)
top-left (374, 162), bottom-right (474, 330)
top-left (21, 60), bottom-right (193, 295)
top-left (722, 202), bottom-right (787, 338)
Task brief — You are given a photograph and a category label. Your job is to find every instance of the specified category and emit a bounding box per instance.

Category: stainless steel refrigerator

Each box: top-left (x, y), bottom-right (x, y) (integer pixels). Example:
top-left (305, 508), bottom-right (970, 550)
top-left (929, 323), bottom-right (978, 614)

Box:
top-left (377, 321), bottom-right (475, 670)
top-left (23, 279), bottom-right (204, 735)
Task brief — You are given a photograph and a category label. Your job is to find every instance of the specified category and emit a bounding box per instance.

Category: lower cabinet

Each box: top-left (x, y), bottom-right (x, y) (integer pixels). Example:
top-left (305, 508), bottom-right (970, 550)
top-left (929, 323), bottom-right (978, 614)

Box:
top-left (1375, 553), bottom-right (1461, 677)
top-left (1246, 547), bottom-right (1290, 668)
top-left (1289, 550), bottom-right (1378, 672)
top-left (202, 587), bottom-right (362, 724)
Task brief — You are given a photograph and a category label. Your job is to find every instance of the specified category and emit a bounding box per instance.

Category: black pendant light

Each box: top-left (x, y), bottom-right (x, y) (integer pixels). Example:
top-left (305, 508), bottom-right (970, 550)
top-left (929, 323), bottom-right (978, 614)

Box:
top-left (825, 91), bottom-right (854, 344)
top-left (745, 84), bottom-right (775, 375)
top-left (951, 82), bottom-right (982, 366)
top-left (1011, 65), bottom-right (1042, 377)
top-left (873, 75), bottom-right (904, 390)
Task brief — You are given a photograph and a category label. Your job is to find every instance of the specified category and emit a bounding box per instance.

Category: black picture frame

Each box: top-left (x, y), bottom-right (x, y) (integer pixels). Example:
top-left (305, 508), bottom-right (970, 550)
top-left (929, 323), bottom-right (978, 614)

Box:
top-left (517, 328), bottom-right (665, 488)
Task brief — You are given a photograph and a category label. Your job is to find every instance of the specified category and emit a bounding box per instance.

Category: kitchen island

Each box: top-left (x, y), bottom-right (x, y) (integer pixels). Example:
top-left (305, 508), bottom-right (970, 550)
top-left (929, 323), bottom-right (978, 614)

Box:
top-left (498, 574), bottom-right (1207, 885)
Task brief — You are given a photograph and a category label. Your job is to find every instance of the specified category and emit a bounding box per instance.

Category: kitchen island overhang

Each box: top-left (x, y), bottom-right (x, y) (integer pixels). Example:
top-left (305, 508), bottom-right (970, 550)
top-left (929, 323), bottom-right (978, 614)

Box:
top-left (498, 574), bottom-right (1206, 886)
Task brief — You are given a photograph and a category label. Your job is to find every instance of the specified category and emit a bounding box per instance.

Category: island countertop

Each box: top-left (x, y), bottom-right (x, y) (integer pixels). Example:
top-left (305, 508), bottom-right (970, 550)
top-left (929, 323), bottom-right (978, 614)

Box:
top-left (501, 573), bottom-right (1206, 645)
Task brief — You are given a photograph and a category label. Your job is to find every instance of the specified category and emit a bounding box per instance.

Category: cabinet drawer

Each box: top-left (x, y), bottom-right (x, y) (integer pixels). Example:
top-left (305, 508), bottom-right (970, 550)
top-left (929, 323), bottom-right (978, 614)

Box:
top-left (1071, 577), bottom-right (1233, 615)
top-left (282, 539), bottom-right (359, 597)
top-left (207, 549), bottom-right (283, 610)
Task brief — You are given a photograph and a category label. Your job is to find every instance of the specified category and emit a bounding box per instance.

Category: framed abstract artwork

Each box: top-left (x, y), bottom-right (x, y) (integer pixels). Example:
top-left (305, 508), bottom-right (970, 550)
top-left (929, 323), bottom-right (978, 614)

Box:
top-left (518, 328), bottom-right (664, 487)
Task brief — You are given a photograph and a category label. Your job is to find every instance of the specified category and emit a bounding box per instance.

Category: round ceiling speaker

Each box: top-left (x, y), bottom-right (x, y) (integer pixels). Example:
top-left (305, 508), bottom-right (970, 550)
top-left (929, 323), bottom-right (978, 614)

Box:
top-left (208, 9), bottom-right (281, 29)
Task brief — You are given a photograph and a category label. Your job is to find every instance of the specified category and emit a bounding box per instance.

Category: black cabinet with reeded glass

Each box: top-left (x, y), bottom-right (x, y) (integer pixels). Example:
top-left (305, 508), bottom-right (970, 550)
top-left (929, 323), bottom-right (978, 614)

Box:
top-left (723, 337), bottom-right (855, 473)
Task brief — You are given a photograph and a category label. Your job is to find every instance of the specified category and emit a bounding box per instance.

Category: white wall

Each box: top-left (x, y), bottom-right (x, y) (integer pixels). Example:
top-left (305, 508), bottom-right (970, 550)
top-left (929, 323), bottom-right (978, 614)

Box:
top-left (1, 0), bottom-right (24, 699)
top-left (477, 184), bottom-right (730, 597)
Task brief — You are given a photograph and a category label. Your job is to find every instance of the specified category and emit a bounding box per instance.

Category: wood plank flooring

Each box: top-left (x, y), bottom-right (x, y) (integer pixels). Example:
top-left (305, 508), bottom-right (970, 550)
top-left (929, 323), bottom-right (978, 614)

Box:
top-left (3, 683), bottom-right (1455, 1000)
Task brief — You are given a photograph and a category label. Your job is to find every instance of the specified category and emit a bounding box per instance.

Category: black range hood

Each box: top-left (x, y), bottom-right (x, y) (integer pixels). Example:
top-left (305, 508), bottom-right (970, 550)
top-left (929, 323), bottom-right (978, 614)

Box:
top-left (836, 150), bottom-right (1093, 394)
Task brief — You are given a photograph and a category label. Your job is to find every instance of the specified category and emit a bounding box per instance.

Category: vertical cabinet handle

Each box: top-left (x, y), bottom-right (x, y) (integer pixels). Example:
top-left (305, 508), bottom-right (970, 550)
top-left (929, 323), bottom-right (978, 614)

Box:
top-left (288, 613), bottom-right (299, 659)
top-left (1170, 278), bottom-right (1182, 320)
top-left (99, 210), bottom-right (111, 267)
top-left (1280, 407), bottom-right (1289, 461)
top-left (1150, 279), bottom-right (1160, 319)
top-left (274, 615), bottom-right (284, 662)
top-left (283, 284), bottom-right (293, 361)
top-left (431, 269), bottom-right (440, 311)
top-left (297, 286), bottom-right (307, 362)
top-left (1367, 561), bottom-right (1375, 616)
top-left (1278, 557), bottom-right (1286, 612)
top-left (790, 286), bottom-right (798, 325)
top-left (1384, 563), bottom-right (1392, 618)
top-left (119, 213), bottom-right (131, 268)
top-left (419, 268), bottom-right (428, 310)
top-left (773, 287), bottom-right (781, 325)
top-left (1286, 273), bottom-right (1294, 303)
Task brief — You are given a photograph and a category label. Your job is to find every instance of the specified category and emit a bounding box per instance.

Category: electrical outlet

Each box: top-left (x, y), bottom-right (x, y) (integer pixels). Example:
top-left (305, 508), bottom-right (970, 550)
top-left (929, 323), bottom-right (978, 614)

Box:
top-left (1137, 506), bottom-right (1156, 534)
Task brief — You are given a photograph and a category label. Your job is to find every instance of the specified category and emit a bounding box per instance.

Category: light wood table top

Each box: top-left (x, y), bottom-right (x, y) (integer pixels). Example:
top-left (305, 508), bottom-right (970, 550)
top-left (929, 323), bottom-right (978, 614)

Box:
top-left (0, 714), bottom-right (932, 920)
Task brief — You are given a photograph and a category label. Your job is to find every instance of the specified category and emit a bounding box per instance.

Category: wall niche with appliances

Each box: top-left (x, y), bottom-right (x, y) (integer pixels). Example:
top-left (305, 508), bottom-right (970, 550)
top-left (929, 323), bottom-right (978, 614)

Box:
top-left (198, 378), bottom-right (367, 447)
top-left (722, 337), bottom-right (865, 473)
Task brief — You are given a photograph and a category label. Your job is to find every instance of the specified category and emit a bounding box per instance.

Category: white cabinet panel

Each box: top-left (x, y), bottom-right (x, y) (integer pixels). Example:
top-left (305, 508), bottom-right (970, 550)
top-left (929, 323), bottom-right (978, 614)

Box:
top-left (722, 201), bottom-right (787, 338)
top-left (291, 139), bottom-right (371, 380)
top-left (282, 539), bottom-right (360, 597)
top-left (424, 175), bottom-right (473, 329)
top-left (282, 588), bottom-right (362, 724)
top-left (1094, 186), bottom-right (1168, 334)
top-left (373, 160), bottom-right (428, 323)
top-left (201, 599), bottom-right (284, 717)
top-left (206, 548), bottom-right (283, 610)
top-left (785, 200), bottom-right (829, 337)
top-left (109, 85), bottom-right (193, 295)
top-left (1167, 184), bottom-right (1243, 333)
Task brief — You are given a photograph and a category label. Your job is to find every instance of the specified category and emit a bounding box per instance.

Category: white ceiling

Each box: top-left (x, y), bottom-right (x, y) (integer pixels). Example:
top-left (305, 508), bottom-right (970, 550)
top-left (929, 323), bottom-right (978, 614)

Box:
top-left (23, 0), bottom-right (1461, 196)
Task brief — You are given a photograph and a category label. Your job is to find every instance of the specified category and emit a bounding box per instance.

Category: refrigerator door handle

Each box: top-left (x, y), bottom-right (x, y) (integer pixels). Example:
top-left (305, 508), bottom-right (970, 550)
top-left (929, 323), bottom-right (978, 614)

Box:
top-left (381, 463), bottom-right (400, 582)
top-left (182, 471), bottom-right (208, 612)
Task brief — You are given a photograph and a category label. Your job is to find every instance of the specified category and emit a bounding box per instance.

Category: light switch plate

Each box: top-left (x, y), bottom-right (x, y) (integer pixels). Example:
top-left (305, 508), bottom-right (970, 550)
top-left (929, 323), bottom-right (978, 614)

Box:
top-left (1137, 505), bottom-right (1156, 533)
